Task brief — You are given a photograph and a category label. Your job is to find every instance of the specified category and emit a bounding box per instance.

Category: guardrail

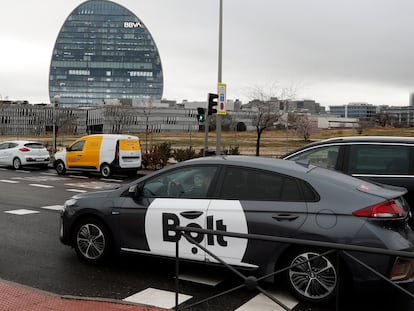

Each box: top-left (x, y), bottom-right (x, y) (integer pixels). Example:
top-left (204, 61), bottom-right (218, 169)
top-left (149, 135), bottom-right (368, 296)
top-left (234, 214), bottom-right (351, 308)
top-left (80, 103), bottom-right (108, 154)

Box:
top-left (173, 226), bottom-right (414, 311)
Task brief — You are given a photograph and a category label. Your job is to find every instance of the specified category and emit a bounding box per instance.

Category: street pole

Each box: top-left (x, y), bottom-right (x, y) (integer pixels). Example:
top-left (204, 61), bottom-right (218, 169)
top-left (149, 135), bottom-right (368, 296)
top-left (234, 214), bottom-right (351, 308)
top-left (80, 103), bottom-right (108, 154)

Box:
top-left (216, 0), bottom-right (223, 155)
top-left (52, 95), bottom-right (60, 154)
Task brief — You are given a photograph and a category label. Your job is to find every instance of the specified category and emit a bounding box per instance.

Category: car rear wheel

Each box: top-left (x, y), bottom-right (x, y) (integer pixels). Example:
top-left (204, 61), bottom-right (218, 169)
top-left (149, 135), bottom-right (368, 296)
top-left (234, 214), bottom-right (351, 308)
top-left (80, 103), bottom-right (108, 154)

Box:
top-left (100, 163), bottom-right (112, 177)
top-left (282, 248), bottom-right (338, 304)
top-left (73, 218), bottom-right (111, 264)
top-left (55, 160), bottom-right (66, 175)
top-left (13, 157), bottom-right (22, 169)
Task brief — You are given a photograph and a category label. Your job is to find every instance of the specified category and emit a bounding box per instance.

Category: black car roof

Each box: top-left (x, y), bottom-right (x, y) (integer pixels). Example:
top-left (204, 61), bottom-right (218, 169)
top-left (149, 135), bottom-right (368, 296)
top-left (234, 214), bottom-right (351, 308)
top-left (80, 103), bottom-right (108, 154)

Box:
top-left (282, 136), bottom-right (414, 158)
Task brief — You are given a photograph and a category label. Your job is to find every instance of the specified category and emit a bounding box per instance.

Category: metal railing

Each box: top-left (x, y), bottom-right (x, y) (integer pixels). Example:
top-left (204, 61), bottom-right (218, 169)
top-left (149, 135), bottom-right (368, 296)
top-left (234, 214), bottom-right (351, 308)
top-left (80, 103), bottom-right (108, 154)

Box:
top-left (173, 226), bottom-right (414, 311)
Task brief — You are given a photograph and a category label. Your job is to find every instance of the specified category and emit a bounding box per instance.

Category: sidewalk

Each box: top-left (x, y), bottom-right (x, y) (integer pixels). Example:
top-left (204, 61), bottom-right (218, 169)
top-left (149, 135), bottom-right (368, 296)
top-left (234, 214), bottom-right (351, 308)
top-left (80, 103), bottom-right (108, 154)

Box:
top-left (0, 278), bottom-right (168, 311)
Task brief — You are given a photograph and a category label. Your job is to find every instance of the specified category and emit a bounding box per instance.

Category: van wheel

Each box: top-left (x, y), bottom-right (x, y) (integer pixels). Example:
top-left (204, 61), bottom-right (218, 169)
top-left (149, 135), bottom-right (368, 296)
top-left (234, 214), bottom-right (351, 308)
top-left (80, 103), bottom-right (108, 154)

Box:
top-left (55, 160), bottom-right (66, 175)
top-left (100, 163), bottom-right (112, 177)
top-left (282, 248), bottom-right (338, 304)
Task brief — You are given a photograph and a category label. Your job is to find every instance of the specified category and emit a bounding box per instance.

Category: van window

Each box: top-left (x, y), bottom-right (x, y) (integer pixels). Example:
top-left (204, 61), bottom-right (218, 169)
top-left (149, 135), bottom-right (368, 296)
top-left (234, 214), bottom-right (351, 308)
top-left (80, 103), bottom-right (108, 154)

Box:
top-left (349, 145), bottom-right (411, 175)
top-left (70, 140), bottom-right (85, 152)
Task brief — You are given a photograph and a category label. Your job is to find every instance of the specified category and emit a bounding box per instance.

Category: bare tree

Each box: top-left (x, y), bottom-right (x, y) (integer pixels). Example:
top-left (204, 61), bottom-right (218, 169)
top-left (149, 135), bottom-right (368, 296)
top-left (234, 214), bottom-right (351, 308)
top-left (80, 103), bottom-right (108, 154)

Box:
top-left (294, 115), bottom-right (317, 141)
top-left (247, 85), bottom-right (296, 156)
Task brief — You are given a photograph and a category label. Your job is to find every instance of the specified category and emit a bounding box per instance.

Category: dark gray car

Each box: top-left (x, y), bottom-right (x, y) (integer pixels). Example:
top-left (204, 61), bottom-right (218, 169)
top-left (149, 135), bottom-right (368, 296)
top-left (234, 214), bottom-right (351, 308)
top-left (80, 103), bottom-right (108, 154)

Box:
top-left (59, 155), bottom-right (414, 304)
top-left (281, 136), bottom-right (414, 228)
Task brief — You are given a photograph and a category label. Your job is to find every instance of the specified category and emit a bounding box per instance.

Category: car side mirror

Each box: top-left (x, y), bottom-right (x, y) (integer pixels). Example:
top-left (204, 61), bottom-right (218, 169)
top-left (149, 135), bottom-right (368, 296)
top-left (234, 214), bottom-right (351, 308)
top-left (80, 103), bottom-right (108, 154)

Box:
top-left (66, 146), bottom-right (71, 151)
top-left (128, 183), bottom-right (143, 197)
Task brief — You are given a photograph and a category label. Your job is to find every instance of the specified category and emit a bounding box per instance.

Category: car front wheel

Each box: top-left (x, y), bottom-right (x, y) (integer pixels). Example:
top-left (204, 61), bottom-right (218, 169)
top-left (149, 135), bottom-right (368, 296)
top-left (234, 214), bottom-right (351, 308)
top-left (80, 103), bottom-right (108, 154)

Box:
top-left (55, 160), bottom-right (66, 175)
top-left (283, 248), bottom-right (338, 304)
top-left (73, 218), bottom-right (111, 264)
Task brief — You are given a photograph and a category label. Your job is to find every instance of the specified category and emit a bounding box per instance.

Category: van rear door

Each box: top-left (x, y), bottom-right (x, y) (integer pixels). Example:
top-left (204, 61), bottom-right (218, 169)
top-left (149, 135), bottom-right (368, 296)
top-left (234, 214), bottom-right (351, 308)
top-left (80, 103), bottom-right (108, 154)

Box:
top-left (118, 138), bottom-right (142, 169)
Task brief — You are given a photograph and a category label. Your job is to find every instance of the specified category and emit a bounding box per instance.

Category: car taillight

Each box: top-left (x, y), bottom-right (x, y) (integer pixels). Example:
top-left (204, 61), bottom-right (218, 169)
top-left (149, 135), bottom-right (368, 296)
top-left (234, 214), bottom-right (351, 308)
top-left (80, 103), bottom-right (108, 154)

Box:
top-left (19, 147), bottom-right (30, 152)
top-left (352, 200), bottom-right (407, 218)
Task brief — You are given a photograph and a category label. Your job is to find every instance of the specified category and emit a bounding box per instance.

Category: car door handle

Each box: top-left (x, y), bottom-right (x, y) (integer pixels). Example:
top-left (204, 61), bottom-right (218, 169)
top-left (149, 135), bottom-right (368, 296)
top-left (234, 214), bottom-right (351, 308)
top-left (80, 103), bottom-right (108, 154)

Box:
top-left (272, 214), bottom-right (299, 221)
top-left (180, 211), bottom-right (204, 219)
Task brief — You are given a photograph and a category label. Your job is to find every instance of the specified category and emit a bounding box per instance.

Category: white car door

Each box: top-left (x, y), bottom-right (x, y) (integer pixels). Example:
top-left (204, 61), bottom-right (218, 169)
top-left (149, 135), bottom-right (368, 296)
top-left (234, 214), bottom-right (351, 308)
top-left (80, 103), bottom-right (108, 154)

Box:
top-left (0, 142), bottom-right (10, 165)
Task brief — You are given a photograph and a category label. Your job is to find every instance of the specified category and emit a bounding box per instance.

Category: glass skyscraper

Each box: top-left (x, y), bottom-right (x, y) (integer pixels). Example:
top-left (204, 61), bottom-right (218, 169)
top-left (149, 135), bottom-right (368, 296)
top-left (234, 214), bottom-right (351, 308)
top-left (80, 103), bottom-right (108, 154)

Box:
top-left (49, 0), bottom-right (163, 107)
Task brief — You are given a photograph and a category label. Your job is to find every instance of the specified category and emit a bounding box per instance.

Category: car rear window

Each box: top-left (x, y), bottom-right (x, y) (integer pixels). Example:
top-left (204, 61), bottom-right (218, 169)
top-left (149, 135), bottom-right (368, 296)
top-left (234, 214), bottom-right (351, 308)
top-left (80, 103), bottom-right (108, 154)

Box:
top-left (25, 143), bottom-right (45, 149)
top-left (219, 166), bottom-right (318, 202)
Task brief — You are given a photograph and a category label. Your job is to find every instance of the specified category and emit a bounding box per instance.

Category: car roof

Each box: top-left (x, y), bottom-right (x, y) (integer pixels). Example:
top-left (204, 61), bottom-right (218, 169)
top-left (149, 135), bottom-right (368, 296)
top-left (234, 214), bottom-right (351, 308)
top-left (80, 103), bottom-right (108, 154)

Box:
top-left (1, 140), bottom-right (42, 144)
top-left (176, 155), bottom-right (319, 176)
top-left (282, 136), bottom-right (414, 158)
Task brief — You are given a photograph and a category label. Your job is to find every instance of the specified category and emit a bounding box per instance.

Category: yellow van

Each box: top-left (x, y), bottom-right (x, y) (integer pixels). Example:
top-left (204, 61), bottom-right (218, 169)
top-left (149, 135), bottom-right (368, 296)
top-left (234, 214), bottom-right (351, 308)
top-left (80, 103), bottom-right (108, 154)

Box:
top-left (54, 134), bottom-right (141, 177)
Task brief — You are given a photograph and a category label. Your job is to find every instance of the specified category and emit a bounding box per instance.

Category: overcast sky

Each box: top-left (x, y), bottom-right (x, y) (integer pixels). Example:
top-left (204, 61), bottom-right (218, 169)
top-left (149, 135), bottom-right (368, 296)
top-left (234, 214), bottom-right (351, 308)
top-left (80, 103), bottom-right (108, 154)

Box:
top-left (1, 0), bottom-right (413, 107)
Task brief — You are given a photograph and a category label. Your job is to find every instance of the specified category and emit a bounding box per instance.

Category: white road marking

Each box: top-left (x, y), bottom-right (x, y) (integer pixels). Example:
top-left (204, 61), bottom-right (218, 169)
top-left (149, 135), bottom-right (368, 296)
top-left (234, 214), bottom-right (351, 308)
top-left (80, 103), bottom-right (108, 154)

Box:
top-left (41, 205), bottom-right (64, 211)
top-left (29, 184), bottom-right (54, 188)
top-left (40, 172), bottom-right (57, 176)
top-left (67, 189), bottom-right (88, 193)
top-left (235, 289), bottom-right (298, 311)
top-left (68, 175), bottom-right (89, 179)
top-left (0, 180), bottom-right (19, 184)
top-left (177, 272), bottom-right (223, 286)
top-left (123, 288), bottom-right (192, 309)
top-left (5, 209), bottom-right (40, 215)
top-left (101, 178), bottom-right (123, 182)
top-left (15, 170), bottom-right (31, 173)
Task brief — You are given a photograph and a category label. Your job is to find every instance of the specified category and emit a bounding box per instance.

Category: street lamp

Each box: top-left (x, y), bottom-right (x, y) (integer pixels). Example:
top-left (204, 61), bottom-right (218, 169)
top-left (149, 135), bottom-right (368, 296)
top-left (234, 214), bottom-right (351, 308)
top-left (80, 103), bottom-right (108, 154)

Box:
top-left (52, 95), bottom-right (60, 154)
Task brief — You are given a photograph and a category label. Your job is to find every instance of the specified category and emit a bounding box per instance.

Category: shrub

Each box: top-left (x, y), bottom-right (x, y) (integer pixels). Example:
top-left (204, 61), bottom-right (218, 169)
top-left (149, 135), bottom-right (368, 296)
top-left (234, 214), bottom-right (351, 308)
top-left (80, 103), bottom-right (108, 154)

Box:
top-left (172, 147), bottom-right (198, 162)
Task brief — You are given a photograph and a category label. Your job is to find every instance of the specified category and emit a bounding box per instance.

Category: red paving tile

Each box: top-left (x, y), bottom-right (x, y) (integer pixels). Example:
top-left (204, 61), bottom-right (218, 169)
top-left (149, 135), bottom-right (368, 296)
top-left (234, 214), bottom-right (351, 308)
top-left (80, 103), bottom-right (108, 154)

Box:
top-left (0, 279), bottom-right (168, 311)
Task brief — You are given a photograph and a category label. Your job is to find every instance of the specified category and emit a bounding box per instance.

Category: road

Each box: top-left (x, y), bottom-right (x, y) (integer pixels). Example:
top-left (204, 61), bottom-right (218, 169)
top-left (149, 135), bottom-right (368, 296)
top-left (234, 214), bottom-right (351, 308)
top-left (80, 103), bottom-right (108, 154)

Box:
top-left (0, 167), bottom-right (413, 311)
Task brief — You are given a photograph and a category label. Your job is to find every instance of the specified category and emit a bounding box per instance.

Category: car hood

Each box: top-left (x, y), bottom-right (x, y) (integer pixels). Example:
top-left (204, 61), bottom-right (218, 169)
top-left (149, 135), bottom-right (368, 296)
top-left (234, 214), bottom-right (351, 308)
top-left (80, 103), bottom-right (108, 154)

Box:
top-left (71, 188), bottom-right (119, 200)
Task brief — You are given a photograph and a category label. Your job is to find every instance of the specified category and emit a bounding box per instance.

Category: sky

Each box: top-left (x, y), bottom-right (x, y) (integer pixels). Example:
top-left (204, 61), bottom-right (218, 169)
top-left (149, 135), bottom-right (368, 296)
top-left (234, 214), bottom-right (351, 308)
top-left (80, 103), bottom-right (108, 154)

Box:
top-left (1, 0), bottom-right (413, 108)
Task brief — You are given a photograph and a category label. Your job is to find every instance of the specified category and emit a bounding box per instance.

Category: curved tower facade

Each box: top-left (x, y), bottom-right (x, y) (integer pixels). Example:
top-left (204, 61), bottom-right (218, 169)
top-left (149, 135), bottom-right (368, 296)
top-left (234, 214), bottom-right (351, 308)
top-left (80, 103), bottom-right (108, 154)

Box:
top-left (49, 0), bottom-right (163, 107)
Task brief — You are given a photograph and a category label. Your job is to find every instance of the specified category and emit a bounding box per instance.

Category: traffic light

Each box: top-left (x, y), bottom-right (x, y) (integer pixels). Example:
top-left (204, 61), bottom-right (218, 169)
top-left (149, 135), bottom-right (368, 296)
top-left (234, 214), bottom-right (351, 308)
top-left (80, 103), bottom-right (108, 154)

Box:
top-left (197, 107), bottom-right (205, 123)
top-left (208, 93), bottom-right (218, 115)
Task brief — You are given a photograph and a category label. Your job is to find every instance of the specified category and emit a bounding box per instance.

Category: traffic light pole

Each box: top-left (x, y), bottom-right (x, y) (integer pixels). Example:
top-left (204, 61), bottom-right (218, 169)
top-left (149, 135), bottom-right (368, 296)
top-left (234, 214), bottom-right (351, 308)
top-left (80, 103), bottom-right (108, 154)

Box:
top-left (204, 115), bottom-right (209, 156)
top-left (216, 0), bottom-right (223, 155)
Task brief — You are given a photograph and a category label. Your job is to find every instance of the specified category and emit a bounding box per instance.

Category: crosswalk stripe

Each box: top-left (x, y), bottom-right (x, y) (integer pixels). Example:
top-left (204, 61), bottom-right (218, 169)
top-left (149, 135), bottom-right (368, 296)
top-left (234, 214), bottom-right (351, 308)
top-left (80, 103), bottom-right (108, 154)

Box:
top-left (177, 272), bottom-right (223, 286)
top-left (235, 289), bottom-right (298, 311)
top-left (123, 288), bottom-right (192, 309)
top-left (0, 180), bottom-right (19, 183)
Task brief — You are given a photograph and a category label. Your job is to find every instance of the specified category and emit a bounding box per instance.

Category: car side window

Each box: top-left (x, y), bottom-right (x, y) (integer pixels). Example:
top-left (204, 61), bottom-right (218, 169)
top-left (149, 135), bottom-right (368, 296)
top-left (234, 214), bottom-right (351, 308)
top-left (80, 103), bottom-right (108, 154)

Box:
top-left (288, 146), bottom-right (340, 170)
top-left (349, 145), bottom-right (411, 175)
top-left (0, 143), bottom-right (8, 150)
top-left (142, 166), bottom-right (217, 198)
top-left (219, 166), bottom-right (308, 201)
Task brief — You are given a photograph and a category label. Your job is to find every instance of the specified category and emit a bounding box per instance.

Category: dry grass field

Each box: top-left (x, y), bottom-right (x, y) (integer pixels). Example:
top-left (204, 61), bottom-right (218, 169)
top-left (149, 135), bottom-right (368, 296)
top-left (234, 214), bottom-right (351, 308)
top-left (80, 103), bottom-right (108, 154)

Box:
top-left (4, 126), bottom-right (414, 158)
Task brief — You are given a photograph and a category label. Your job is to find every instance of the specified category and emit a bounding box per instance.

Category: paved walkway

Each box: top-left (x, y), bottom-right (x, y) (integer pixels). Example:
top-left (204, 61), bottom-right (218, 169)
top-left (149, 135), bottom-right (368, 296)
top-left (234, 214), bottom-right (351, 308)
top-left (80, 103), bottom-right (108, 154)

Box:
top-left (0, 278), bottom-right (167, 311)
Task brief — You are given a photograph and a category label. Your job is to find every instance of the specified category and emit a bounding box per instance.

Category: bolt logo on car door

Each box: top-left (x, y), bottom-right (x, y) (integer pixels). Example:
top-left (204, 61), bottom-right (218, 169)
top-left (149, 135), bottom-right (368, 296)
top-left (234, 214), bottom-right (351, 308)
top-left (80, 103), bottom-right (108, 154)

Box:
top-left (163, 213), bottom-right (228, 248)
top-left (145, 199), bottom-right (250, 266)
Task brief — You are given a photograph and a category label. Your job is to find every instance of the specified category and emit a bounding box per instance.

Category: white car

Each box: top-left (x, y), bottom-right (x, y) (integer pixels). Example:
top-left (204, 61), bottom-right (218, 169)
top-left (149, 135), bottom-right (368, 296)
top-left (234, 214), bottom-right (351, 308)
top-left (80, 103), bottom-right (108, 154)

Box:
top-left (0, 140), bottom-right (50, 169)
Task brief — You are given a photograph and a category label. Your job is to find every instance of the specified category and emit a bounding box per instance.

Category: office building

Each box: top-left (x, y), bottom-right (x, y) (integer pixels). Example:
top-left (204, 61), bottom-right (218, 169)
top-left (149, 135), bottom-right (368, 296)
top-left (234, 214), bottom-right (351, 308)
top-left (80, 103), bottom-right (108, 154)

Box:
top-left (49, 0), bottom-right (163, 107)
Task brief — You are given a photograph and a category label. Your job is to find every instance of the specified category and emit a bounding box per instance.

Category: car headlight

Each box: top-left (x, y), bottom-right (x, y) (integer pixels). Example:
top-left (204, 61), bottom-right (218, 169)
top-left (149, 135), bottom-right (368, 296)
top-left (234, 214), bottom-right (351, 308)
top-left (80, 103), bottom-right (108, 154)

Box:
top-left (64, 198), bottom-right (78, 210)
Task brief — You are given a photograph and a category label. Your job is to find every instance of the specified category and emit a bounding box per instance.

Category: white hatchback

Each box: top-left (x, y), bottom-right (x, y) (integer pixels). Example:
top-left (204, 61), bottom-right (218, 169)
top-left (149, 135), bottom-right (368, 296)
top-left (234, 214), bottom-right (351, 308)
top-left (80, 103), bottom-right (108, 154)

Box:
top-left (0, 140), bottom-right (50, 169)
